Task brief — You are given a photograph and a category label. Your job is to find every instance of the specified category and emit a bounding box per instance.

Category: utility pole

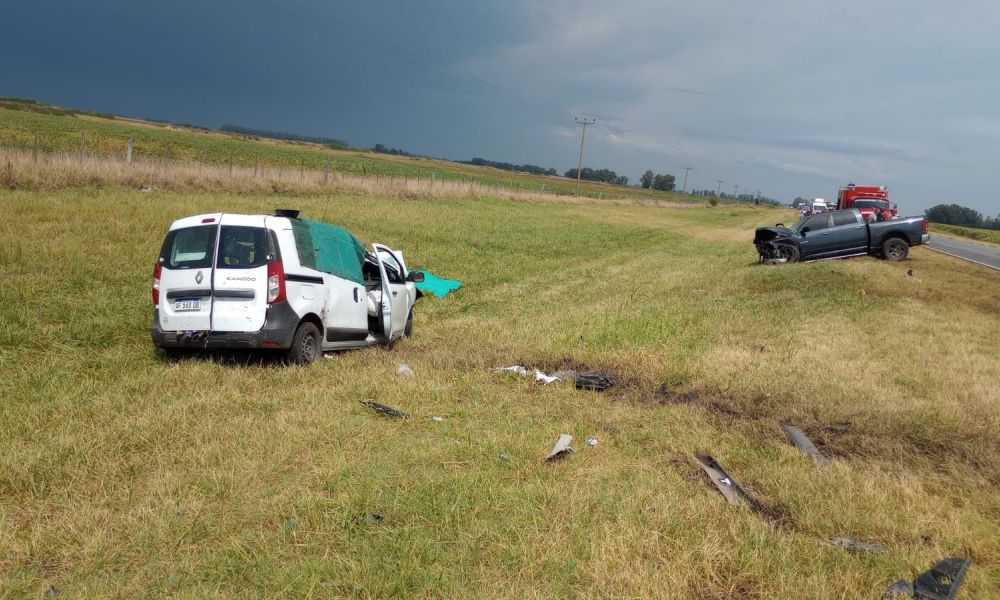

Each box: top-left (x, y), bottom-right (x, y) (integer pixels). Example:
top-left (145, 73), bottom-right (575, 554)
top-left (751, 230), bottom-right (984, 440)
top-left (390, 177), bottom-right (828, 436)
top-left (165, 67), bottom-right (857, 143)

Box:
top-left (574, 117), bottom-right (596, 196)
top-left (733, 184), bottom-right (740, 200)
top-left (681, 165), bottom-right (693, 194)
top-left (716, 179), bottom-right (724, 197)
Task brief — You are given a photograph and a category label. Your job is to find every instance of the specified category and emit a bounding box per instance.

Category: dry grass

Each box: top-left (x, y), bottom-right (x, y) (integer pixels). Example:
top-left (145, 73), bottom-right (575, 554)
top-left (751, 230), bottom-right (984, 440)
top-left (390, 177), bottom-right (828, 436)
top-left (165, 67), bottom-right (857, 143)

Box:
top-left (0, 147), bottom-right (702, 209)
top-left (1, 185), bottom-right (998, 598)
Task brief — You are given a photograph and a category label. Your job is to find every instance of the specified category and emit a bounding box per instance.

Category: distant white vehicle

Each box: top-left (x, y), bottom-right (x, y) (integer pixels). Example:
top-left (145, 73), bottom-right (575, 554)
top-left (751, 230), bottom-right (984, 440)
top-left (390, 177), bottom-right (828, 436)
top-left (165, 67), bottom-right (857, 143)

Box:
top-left (809, 198), bottom-right (829, 213)
top-left (151, 210), bottom-right (422, 363)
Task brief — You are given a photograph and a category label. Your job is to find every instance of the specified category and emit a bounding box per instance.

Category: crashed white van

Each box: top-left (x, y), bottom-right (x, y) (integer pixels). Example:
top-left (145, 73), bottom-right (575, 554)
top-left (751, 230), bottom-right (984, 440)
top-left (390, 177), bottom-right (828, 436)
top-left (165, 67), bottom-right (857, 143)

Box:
top-left (151, 209), bottom-right (423, 363)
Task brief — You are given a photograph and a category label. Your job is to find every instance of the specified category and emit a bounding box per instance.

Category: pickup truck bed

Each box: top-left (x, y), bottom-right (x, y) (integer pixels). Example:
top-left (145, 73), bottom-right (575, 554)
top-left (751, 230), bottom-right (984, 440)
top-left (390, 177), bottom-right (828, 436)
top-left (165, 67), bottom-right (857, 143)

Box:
top-left (754, 209), bottom-right (929, 263)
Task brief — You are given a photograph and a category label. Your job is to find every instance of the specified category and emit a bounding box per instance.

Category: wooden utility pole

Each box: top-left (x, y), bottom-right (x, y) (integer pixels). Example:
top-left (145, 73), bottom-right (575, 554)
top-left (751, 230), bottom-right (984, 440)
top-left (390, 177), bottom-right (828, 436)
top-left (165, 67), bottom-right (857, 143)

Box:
top-left (574, 117), bottom-right (596, 196)
top-left (681, 165), bottom-right (693, 194)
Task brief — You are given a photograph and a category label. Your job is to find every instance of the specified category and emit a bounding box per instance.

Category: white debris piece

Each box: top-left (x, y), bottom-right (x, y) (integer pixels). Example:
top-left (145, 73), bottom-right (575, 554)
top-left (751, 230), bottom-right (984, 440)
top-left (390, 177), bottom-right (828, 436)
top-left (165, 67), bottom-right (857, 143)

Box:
top-left (546, 434), bottom-right (574, 460)
top-left (396, 363), bottom-right (415, 377)
top-left (494, 365), bottom-right (529, 376)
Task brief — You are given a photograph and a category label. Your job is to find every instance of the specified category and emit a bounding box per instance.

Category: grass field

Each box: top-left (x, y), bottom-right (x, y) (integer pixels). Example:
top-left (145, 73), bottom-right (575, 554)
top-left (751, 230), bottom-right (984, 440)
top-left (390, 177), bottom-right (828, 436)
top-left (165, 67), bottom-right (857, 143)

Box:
top-left (1, 182), bottom-right (998, 598)
top-left (931, 223), bottom-right (1000, 246)
top-left (0, 102), bottom-right (694, 202)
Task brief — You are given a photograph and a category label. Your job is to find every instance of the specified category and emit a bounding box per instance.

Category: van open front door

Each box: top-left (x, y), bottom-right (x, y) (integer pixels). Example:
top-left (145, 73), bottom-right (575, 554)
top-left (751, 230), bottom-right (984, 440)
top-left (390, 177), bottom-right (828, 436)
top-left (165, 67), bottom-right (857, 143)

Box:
top-left (156, 215), bottom-right (221, 333)
top-left (373, 243), bottom-right (409, 341)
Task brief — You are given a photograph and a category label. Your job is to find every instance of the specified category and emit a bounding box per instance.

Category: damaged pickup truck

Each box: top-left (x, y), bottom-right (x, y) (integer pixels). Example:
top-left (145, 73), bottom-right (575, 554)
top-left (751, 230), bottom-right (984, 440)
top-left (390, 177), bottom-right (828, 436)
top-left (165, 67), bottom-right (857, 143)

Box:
top-left (754, 208), bottom-right (929, 263)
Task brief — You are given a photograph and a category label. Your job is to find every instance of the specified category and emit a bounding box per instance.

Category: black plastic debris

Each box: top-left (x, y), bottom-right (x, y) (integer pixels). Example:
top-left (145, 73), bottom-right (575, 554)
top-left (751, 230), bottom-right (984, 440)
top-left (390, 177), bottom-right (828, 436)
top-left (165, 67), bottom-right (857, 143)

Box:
top-left (883, 557), bottom-right (971, 599)
top-left (575, 372), bottom-right (614, 392)
top-left (781, 424), bottom-right (832, 467)
top-left (828, 535), bottom-right (886, 553)
top-left (360, 400), bottom-right (409, 419)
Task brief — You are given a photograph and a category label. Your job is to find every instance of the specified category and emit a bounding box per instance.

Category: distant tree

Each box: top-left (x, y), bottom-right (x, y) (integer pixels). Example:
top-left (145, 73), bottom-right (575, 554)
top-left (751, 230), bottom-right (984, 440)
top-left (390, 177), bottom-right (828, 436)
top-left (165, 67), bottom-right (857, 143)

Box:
top-left (461, 157), bottom-right (557, 176)
top-left (651, 173), bottom-right (676, 191)
top-left (640, 170), bottom-right (654, 189)
top-left (564, 167), bottom-right (622, 184)
top-left (791, 197), bottom-right (806, 208)
top-left (926, 203), bottom-right (984, 227)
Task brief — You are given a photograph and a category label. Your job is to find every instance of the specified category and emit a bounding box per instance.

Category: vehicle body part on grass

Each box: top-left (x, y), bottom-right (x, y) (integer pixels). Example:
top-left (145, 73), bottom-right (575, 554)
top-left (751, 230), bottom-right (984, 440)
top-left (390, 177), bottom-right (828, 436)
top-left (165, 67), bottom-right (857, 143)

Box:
top-left (827, 535), bottom-right (886, 553)
top-left (781, 424), bottom-right (832, 467)
top-left (754, 209), bottom-right (928, 264)
top-left (396, 363), bottom-right (415, 377)
top-left (694, 454), bottom-right (762, 509)
top-left (586, 437), bottom-right (599, 446)
top-left (575, 372), bottom-right (614, 391)
top-left (546, 434), bottom-right (574, 460)
top-left (360, 399), bottom-right (409, 419)
top-left (412, 270), bottom-right (461, 298)
top-left (494, 365), bottom-right (530, 376)
top-left (883, 557), bottom-right (970, 600)
top-left (150, 210), bottom-right (422, 364)
top-left (493, 365), bottom-right (575, 384)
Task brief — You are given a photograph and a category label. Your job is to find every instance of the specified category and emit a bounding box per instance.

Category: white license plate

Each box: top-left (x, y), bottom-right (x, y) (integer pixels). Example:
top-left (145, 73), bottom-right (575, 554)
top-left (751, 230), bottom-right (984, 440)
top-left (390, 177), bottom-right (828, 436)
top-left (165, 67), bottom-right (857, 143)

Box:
top-left (174, 298), bottom-right (202, 311)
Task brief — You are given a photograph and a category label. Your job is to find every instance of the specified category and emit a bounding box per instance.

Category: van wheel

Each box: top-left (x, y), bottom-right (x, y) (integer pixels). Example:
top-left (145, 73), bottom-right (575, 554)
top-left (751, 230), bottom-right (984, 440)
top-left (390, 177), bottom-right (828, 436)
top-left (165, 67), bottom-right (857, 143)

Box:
top-left (287, 322), bottom-right (321, 364)
top-left (404, 310), bottom-right (414, 337)
top-left (777, 244), bottom-right (800, 263)
top-left (882, 238), bottom-right (908, 261)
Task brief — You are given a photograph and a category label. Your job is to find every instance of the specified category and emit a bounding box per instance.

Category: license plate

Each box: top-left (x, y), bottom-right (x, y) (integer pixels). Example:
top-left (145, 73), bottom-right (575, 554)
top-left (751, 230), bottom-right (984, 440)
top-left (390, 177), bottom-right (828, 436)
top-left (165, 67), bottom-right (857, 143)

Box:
top-left (174, 298), bottom-right (202, 311)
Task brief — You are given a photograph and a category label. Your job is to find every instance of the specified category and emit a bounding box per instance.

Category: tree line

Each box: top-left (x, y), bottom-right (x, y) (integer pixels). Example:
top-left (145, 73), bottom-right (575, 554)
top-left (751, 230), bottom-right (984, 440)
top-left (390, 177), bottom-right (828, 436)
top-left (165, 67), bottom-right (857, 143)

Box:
top-left (461, 157), bottom-right (557, 176)
top-left (926, 204), bottom-right (1000, 230)
top-left (639, 170), bottom-right (675, 191)
top-left (564, 167), bottom-right (629, 186)
top-left (221, 125), bottom-right (349, 149)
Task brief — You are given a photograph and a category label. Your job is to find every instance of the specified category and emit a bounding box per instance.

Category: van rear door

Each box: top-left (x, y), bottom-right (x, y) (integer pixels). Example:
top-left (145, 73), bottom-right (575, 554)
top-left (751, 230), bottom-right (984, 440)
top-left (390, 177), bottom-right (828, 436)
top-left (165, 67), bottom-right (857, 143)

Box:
top-left (210, 215), bottom-right (273, 332)
top-left (157, 216), bottom-right (220, 332)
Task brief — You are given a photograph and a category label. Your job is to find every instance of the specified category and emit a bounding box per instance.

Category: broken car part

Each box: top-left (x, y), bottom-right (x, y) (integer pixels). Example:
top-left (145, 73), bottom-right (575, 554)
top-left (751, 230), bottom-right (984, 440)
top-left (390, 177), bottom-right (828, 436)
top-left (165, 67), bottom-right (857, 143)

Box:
top-left (781, 424), bottom-right (832, 467)
top-left (546, 434), bottom-right (574, 460)
top-left (883, 557), bottom-right (970, 600)
top-left (360, 400), bottom-right (409, 419)
top-left (827, 535), bottom-right (886, 553)
top-left (694, 454), bottom-right (762, 509)
top-left (575, 372), bottom-right (614, 391)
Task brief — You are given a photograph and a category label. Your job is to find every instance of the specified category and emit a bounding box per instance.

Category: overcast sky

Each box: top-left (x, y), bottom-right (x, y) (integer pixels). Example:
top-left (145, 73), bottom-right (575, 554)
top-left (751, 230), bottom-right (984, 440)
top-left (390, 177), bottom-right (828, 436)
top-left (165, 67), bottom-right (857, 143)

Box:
top-left (3, 0), bottom-right (998, 213)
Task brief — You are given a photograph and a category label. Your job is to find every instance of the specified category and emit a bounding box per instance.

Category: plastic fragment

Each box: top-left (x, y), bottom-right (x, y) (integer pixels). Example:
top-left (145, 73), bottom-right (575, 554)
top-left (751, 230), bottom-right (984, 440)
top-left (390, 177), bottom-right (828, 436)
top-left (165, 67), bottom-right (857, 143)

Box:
top-left (781, 424), bottom-right (832, 467)
top-left (828, 535), bottom-right (886, 553)
top-left (586, 437), bottom-right (599, 446)
top-left (431, 416), bottom-right (445, 422)
top-left (360, 399), bottom-right (409, 419)
top-left (396, 363), bottom-right (415, 377)
top-left (546, 434), bottom-right (574, 460)
top-left (575, 372), bottom-right (614, 391)
top-left (364, 512), bottom-right (384, 524)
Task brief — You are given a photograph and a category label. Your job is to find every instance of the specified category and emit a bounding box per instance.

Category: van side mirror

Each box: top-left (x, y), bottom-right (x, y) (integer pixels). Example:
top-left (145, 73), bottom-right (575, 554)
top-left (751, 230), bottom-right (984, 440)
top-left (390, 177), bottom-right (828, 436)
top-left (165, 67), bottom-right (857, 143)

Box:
top-left (406, 271), bottom-right (425, 283)
top-left (800, 228), bottom-right (810, 236)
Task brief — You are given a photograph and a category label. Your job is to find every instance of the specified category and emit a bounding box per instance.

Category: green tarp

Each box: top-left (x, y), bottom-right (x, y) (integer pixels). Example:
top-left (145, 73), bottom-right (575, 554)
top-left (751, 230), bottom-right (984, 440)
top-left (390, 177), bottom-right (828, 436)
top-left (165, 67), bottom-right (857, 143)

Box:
top-left (414, 270), bottom-right (462, 298)
top-left (290, 219), bottom-right (367, 284)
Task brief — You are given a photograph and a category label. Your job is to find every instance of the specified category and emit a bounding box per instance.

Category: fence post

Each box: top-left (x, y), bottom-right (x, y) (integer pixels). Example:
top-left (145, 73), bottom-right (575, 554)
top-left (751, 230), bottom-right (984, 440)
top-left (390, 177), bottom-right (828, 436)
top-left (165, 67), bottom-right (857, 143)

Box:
top-left (431, 170), bottom-right (435, 185)
top-left (300, 159), bottom-right (304, 180)
top-left (79, 133), bottom-right (85, 162)
top-left (33, 135), bottom-right (39, 164)
top-left (323, 160), bottom-right (329, 185)
top-left (125, 137), bottom-right (133, 165)
top-left (229, 152), bottom-right (233, 177)
top-left (254, 159), bottom-right (259, 177)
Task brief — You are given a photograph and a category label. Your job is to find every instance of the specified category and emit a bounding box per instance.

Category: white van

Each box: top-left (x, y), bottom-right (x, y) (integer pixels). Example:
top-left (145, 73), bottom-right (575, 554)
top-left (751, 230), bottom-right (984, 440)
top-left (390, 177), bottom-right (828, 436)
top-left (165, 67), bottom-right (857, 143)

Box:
top-left (151, 209), bottom-right (423, 363)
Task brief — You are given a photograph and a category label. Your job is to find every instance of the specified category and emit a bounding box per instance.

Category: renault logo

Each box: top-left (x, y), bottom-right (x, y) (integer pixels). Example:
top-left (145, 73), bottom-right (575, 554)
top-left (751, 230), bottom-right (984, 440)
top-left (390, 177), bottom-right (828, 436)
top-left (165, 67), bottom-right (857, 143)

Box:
top-left (195, 271), bottom-right (204, 284)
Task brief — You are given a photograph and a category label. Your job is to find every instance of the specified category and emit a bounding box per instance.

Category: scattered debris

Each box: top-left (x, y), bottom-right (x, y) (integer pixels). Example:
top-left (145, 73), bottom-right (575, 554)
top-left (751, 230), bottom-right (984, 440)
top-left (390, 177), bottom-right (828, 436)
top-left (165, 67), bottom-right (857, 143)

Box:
top-left (140, 186), bottom-right (154, 193)
top-left (907, 268), bottom-right (914, 277)
top-left (534, 369), bottom-right (561, 384)
top-left (498, 452), bottom-right (510, 461)
top-left (431, 416), bottom-right (445, 422)
top-left (364, 512), bottom-right (384, 525)
top-left (282, 517), bottom-right (295, 536)
top-left (360, 399), bottom-right (409, 419)
top-left (45, 586), bottom-right (59, 597)
top-left (694, 453), bottom-right (759, 508)
top-left (586, 437), bottom-right (599, 446)
top-left (575, 372), bottom-right (614, 391)
top-left (883, 557), bottom-right (970, 599)
top-left (827, 535), bottom-right (886, 553)
top-left (546, 434), bottom-right (574, 460)
top-left (493, 365), bottom-right (574, 384)
top-left (781, 424), bottom-right (832, 467)
top-left (494, 365), bottom-right (529, 376)
top-left (396, 363), bottom-right (415, 377)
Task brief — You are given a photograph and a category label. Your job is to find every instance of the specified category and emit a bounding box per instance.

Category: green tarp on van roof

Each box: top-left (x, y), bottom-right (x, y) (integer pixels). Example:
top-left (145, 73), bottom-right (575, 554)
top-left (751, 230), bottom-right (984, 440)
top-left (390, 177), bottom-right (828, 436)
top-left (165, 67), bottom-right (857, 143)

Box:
top-left (290, 219), bottom-right (367, 284)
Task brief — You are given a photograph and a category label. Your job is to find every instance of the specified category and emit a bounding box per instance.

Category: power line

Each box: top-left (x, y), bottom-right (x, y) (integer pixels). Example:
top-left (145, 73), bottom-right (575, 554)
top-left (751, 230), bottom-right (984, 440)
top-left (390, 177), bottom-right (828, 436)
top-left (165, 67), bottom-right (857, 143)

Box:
top-left (681, 165), bottom-right (693, 194)
top-left (574, 118), bottom-right (596, 197)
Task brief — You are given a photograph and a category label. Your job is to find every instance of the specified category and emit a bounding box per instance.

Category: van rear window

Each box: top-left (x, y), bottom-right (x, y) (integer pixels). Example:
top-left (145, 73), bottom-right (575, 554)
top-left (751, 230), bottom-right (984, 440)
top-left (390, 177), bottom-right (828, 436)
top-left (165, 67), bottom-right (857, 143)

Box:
top-left (216, 226), bottom-right (269, 269)
top-left (159, 225), bottom-right (217, 269)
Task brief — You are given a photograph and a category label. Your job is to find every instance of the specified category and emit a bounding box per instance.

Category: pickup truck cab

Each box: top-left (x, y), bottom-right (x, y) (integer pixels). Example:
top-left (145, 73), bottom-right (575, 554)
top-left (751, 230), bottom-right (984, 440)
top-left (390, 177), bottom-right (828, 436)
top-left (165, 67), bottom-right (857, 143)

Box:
top-left (151, 210), bottom-right (423, 363)
top-left (754, 208), bottom-right (929, 263)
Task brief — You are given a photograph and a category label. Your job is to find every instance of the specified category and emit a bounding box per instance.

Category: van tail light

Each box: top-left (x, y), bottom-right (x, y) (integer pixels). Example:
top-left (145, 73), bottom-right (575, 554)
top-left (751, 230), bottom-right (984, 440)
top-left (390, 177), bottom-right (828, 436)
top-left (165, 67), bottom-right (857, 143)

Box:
top-left (921, 218), bottom-right (928, 232)
top-left (152, 262), bottom-right (162, 305)
top-left (267, 259), bottom-right (286, 304)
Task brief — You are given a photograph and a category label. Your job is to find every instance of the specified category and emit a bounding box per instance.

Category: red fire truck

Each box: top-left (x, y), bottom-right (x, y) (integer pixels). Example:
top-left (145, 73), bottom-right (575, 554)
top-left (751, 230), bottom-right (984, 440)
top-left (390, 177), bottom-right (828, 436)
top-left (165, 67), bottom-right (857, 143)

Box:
top-left (836, 184), bottom-right (896, 220)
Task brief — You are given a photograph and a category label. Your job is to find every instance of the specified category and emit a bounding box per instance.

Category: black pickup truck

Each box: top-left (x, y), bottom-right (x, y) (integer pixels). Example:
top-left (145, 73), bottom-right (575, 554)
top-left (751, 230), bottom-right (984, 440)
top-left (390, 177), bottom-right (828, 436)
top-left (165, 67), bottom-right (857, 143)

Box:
top-left (754, 209), bottom-right (929, 263)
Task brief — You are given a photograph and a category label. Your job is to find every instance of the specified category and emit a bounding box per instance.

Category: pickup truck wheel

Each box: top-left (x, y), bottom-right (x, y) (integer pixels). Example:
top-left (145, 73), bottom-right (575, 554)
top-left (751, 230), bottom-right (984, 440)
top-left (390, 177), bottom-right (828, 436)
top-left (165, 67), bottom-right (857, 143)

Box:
top-left (777, 244), bottom-right (800, 263)
top-left (404, 309), bottom-right (413, 337)
top-left (287, 322), bottom-right (321, 364)
top-left (882, 238), bottom-right (909, 261)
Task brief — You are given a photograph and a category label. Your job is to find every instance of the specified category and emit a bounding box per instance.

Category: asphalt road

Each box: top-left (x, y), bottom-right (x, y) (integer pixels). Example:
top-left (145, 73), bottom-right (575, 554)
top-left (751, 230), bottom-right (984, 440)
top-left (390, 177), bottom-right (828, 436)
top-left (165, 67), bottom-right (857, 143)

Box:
top-left (925, 235), bottom-right (1000, 270)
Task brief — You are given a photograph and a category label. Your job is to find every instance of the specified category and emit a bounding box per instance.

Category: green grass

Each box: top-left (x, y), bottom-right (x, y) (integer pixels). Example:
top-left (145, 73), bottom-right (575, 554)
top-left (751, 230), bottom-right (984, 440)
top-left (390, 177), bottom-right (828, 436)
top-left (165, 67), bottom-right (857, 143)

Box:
top-left (0, 105), bottom-right (697, 202)
top-left (931, 223), bottom-right (1000, 246)
top-left (1, 189), bottom-right (999, 598)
